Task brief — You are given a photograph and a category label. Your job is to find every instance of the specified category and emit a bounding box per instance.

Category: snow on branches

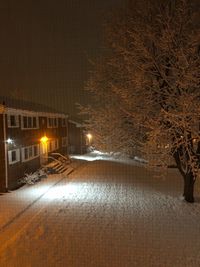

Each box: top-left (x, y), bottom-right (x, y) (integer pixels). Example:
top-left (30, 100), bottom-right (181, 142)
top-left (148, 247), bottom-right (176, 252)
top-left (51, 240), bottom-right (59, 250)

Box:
top-left (80, 0), bottom-right (200, 201)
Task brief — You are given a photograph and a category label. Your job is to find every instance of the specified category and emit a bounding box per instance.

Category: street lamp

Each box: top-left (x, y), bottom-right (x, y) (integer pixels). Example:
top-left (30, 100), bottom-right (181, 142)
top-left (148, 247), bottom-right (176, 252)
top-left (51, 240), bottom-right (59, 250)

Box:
top-left (40, 135), bottom-right (49, 164)
top-left (86, 133), bottom-right (92, 146)
top-left (40, 135), bottom-right (48, 143)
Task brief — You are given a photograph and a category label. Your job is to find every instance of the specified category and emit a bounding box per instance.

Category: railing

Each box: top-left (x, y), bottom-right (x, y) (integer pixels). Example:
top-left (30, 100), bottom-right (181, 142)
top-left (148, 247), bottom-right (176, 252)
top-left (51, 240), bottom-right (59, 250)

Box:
top-left (43, 156), bottom-right (61, 164)
top-left (50, 153), bottom-right (71, 163)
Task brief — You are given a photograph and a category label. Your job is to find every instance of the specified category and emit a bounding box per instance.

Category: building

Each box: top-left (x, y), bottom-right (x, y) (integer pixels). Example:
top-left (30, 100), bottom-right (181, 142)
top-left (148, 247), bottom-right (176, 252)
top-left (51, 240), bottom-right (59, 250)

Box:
top-left (68, 120), bottom-right (87, 155)
top-left (0, 98), bottom-right (68, 192)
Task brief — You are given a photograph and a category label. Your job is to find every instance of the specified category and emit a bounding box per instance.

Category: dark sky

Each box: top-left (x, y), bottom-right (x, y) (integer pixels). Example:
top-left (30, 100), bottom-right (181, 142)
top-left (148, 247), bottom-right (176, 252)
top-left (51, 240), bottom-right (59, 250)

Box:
top-left (0, 0), bottom-right (125, 119)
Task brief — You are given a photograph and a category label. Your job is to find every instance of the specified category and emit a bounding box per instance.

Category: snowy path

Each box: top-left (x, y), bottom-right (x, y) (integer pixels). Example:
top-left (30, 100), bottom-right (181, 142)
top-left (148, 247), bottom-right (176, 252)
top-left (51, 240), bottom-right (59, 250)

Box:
top-left (0, 158), bottom-right (200, 266)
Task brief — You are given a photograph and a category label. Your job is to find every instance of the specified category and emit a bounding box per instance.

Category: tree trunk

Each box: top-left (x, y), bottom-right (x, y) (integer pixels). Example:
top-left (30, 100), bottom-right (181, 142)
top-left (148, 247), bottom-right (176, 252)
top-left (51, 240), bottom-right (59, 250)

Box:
top-left (173, 150), bottom-right (196, 203)
top-left (183, 172), bottom-right (195, 203)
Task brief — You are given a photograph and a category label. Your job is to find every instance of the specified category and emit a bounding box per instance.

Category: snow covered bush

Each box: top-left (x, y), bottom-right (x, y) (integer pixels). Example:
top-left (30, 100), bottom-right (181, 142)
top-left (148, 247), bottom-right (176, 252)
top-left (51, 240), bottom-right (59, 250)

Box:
top-left (79, 0), bottom-right (200, 202)
top-left (18, 169), bottom-right (47, 185)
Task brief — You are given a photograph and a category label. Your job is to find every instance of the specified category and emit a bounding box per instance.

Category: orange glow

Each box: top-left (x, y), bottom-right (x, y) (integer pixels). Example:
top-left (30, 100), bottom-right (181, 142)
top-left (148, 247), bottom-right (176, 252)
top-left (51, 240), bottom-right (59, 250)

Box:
top-left (86, 133), bottom-right (92, 140)
top-left (40, 136), bottom-right (48, 143)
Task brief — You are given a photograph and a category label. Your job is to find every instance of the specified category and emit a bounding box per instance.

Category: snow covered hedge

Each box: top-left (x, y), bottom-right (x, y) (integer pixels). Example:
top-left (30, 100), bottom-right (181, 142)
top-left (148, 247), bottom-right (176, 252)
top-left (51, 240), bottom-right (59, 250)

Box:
top-left (18, 169), bottom-right (47, 185)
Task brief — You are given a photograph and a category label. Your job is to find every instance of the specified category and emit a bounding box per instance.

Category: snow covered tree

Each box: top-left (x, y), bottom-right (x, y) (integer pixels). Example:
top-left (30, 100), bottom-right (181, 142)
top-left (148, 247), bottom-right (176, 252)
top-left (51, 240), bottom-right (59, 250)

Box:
top-left (80, 0), bottom-right (200, 202)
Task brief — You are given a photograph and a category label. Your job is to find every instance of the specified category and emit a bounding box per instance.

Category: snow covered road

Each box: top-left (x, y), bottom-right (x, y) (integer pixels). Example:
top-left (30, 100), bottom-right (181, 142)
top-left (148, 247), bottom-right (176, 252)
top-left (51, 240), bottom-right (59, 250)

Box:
top-left (0, 158), bottom-right (200, 266)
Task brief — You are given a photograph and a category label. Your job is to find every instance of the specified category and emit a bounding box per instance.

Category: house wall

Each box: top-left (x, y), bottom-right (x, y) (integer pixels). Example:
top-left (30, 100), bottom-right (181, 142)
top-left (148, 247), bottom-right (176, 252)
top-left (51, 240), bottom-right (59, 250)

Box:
top-left (4, 114), bottom-right (68, 191)
top-left (8, 158), bottom-right (40, 190)
top-left (68, 122), bottom-right (86, 154)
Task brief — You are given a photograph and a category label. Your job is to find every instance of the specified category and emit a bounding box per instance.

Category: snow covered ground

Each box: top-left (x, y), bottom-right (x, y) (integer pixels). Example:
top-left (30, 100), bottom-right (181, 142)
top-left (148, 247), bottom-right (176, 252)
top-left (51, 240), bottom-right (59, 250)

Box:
top-left (0, 153), bottom-right (200, 266)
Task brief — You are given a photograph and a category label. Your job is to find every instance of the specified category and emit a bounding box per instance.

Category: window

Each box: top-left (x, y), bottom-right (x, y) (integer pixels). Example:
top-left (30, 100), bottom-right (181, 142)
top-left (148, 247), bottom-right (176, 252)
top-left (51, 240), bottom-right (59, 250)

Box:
top-left (55, 139), bottom-right (59, 150)
top-left (8, 149), bottom-right (20, 165)
top-left (47, 139), bottom-right (59, 152)
top-left (47, 117), bottom-right (58, 128)
top-left (33, 117), bottom-right (37, 128)
top-left (23, 116), bottom-right (28, 128)
top-left (24, 148), bottom-right (29, 160)
top-left (22, 116), bottom-right (39, 129)
top-left (33, 145), bottom-right (38, 157)
top-left (21, 144), bottom-right (40, 162)
top-left (7, 114), bottom-right (19, 128)
top-left (47, 142), bottom-right (53, 152)
top-left (48, 118), bottom-right (52, 128)
top-left (28, 117), bottom-right (32, 128)
top-left (28, 147), bottom-right (33, 158)
top-left (62, 137), bottom-right (67, 147)
top-left (62, 118), bottom-right (67, 127)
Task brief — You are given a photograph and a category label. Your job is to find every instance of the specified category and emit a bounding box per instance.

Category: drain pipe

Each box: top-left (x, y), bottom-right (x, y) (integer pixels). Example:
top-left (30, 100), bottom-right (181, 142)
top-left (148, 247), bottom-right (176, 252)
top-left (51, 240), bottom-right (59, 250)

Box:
top-left (3, 112), bottom-right (8, 191)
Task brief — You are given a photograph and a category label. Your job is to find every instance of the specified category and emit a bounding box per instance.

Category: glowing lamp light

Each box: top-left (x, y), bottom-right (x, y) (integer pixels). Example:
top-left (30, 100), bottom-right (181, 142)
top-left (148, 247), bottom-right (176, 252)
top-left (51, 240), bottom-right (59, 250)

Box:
top-left (86, 133), bottom-right (92, 140)
top-left (7, 138), bottom-right (13, 144)
top-left (86, 133), bottom-right (92, 145)
top-left (40, 136), bottom-right (48, 143)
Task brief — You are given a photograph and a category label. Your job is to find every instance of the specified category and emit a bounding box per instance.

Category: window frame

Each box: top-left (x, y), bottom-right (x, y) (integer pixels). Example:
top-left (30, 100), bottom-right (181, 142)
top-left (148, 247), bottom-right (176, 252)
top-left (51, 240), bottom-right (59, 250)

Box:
top-left (62, 118), bottom-right (67, 127)
top-left (21, 144), bottom-right (40, 162)
top-left (55, 139), bottom-right (59, 150)
top-left (62, 137), bottom-right (67, 147)
top-left (47, 117), bottom-right (58, 128)
top-left (7, 114), bottom-right (19, 128)
top-left (21, 116), bottom-right (39, 130)
top-left (8, 149), bottom-right (20, 165)
top-left (47, 139), bottom-right (59, 152)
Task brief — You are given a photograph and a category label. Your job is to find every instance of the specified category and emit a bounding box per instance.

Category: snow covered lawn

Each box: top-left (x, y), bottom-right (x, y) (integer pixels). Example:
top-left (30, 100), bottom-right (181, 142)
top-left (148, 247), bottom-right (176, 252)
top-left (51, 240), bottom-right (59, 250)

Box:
top-left (0, 154), bottom-right (200, 266)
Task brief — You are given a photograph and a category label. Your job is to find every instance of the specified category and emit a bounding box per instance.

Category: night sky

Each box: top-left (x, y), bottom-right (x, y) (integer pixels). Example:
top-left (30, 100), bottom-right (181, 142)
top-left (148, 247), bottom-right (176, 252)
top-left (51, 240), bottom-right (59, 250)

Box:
top-left (0, 0), bottom-right (125, 119)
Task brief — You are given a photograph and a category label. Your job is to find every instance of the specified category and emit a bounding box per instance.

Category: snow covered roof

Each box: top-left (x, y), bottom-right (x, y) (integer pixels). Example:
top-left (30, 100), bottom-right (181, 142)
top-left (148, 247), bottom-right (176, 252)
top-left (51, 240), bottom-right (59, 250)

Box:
top-left (0, 96), bottom-right (68, 118)
top-left (68, 119), bottom-right (83, 127)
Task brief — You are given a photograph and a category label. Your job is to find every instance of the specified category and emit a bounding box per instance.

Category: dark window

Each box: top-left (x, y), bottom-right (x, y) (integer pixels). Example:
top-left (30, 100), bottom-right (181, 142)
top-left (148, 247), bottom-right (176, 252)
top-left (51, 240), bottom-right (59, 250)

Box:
top-left (24, 148), bottom-right (28, 159)
top-left (56, 140), bottom-right (59, 149)
top-left (48, 118), bottom-right (52, 127)
top-left (28, 117), bottom-right (32, 128)
top-left (62, 118), bottom-right (66, 126)
top-left (33, 117), bottom-right (37, 128)
top-left (54, 118), bottom-right (57, 127)
top-left (11, 151), bottom-right (16, 162)
top-left (34, 145), bottom-right (38, 156)
top-left (28, 147), bottom-right (33, 158)
top-left (23, 117), bottom-right (28, 128)
top-left (10, 115), bottom-right (16, 126)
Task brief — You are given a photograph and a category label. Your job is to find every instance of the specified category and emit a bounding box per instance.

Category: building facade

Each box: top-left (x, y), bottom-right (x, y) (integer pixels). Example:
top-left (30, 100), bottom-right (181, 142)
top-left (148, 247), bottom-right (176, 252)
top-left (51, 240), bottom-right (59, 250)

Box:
top-left (0, 103), bottom-right (68, 192)
top-left (68, 120), bottom-right (87, 155)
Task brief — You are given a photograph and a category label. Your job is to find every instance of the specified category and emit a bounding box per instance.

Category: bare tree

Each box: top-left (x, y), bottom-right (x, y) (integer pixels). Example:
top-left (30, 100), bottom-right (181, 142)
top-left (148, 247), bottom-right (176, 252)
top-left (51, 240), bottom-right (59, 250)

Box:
top-left (80, 0), bottom-right (200, 202)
